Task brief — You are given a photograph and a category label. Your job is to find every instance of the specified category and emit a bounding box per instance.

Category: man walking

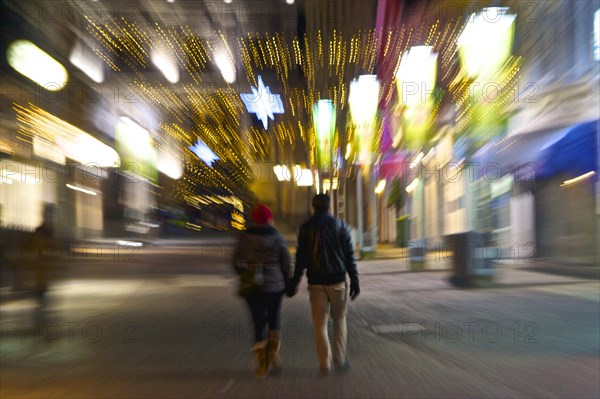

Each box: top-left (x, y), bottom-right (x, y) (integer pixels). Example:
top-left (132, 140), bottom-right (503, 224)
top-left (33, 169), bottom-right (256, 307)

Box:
top-left (286, 194), bottom-right (360, 375)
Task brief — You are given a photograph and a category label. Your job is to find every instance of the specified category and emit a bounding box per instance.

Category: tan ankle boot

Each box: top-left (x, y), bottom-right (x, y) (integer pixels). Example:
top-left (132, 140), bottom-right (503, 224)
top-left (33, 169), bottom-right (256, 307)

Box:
top-left (267, 330), bottom-right (282, 375)
top-left (251, 341), bottom-right (268, 379)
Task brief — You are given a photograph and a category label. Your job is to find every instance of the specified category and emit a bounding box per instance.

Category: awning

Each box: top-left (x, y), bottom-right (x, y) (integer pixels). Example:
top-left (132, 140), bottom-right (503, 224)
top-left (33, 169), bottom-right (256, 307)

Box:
top-left (472, 120), bottom-right (598, 181)
top-left (537, 120), bottom-right (598, 180)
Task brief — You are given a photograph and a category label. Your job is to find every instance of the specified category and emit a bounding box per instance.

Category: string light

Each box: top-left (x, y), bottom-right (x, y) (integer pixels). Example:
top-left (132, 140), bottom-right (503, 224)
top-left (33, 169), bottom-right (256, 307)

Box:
top-left (83, 15), bottom-right (481, 209)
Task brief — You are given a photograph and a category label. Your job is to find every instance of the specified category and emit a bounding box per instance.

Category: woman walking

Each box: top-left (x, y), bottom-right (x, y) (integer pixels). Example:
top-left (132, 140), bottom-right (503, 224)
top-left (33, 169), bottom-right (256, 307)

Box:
top-left (233, 204), bottom-right (291, 378)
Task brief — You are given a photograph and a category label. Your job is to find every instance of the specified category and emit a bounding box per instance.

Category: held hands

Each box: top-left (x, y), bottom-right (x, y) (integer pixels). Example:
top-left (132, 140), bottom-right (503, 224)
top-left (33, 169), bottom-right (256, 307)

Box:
top-left (285, 281), bottom-right (297, 298)
top-left (349, 281), bottom-right (360, 301)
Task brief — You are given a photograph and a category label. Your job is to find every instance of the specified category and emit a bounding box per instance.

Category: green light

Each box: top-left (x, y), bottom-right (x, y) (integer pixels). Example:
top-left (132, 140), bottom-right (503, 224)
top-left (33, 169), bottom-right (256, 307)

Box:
top-left (313, 100), bottom-right (336, 170)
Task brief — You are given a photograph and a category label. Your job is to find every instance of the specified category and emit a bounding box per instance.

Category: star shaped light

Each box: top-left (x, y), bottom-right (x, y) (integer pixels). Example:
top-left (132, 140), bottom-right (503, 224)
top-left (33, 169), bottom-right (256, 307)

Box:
top-left (189, 139), bottom-right (220, 167)
top-left (240, 75), bottom-right (284, 130)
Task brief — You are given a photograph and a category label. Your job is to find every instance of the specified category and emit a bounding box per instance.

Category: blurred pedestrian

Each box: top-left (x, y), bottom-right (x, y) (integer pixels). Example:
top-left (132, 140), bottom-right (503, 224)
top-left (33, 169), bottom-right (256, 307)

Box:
top-left (286, 194), bottom-right (360, 376)
top-left (233, 204), bottom-right (291, 378)
top-left (27, 203), bottom-right (58, 324)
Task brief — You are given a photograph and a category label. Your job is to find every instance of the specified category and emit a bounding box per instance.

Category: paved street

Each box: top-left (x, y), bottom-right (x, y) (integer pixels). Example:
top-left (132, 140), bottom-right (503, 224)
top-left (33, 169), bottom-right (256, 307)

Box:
top-left (1, 241), bottom-right (599, 398)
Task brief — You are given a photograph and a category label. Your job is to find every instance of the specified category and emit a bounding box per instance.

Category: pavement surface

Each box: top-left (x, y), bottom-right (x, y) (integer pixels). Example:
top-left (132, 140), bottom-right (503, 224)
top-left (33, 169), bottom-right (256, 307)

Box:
top-left (1, 240), bottom-right (599, 399)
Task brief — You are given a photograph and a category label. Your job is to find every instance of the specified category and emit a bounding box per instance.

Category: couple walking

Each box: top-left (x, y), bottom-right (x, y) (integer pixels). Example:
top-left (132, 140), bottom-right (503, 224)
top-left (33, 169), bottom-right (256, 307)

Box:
top-left (233, 194), bottom-right (360, 378)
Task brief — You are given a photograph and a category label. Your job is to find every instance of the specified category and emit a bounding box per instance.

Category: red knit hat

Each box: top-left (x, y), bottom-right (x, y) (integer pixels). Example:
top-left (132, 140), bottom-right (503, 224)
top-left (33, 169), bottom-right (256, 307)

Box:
top-left (251, 204), bottom-right (273, 225)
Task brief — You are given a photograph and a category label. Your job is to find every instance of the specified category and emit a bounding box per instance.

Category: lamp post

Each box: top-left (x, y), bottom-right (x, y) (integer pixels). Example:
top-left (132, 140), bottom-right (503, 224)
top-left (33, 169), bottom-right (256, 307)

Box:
top-left (457, 6), bottom-right (516, 231)
top-left (445, 7), bottom-right (517, 285)
top-left (395, 47), bottom-right (438, 254)
top-left (349, 75), bottom-right (380, 256)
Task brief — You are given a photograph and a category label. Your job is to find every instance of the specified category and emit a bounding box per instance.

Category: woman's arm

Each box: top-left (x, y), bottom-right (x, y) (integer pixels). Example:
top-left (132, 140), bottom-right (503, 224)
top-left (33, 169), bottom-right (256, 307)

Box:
top-left (232, 235), bottom-right (246, 275)
top-left (279, 236), bottom-right (292, 280)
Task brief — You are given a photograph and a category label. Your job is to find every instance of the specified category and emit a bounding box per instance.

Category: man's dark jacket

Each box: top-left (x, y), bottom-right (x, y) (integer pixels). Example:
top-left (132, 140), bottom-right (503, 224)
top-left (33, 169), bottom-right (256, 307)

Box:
top-left (290, 211), bottom-right (359, 287)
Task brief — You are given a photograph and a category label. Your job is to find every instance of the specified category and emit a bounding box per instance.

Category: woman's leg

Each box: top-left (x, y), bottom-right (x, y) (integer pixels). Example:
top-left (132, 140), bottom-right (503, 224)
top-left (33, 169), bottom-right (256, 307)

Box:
top-left (266, 292), bottom-right (284, 332)
top-left (265, 292), bottom-right (284, 374)
top-left (245, 294), bottom-right (267, 342)
top-left (245, 293), bottom-right (268, 378)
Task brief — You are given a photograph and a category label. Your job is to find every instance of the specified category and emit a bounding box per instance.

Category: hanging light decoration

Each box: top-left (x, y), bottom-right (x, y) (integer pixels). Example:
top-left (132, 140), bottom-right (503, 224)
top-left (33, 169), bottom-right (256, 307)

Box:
top-left (349, 75), bottom-right (380, 165)
top-left (457, 7), bottom-right (516, 80)
top-left (395, 46), bottom-right (438, 149)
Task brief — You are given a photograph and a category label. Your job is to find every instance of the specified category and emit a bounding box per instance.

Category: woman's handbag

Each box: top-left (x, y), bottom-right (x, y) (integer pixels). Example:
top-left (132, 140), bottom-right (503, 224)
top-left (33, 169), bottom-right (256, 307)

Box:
top-left (238, 263), bottom-right (264, 297)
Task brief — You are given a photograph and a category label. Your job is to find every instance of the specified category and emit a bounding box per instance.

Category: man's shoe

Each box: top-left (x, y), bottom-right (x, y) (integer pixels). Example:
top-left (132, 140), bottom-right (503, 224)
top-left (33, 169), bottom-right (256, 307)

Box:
top-left (335, 361), bottom-right (351, 373)
top-left (319, 367), bottom-right (331, 377)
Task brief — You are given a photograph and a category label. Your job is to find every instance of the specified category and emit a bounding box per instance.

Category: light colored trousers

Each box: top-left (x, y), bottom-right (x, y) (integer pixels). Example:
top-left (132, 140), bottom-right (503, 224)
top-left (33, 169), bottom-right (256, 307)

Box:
top-left (308, 281), bottom-right (348, 370)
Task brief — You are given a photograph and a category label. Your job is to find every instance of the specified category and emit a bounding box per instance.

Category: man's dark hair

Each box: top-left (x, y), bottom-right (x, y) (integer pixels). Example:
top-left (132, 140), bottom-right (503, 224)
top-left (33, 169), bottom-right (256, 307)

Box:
top-left (312, 194), bottom-right (330, 212)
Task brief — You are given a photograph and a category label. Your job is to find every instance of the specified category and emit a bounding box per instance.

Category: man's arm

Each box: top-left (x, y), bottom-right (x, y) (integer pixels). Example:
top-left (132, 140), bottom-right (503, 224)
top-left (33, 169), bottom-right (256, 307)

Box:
top-left (341, 223), bottom-right (360, 300)
top-left (287, 229), bottom-right (306, 296)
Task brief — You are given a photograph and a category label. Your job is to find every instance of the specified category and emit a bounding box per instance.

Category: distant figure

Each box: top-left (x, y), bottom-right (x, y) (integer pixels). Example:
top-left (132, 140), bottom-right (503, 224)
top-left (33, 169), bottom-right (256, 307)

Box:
top-left (28, 203), bottom-right (57, 324)
top-left (287, 194), bottom-right (360, 375)
top-left (233, 204), bottom-right (291, 378)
